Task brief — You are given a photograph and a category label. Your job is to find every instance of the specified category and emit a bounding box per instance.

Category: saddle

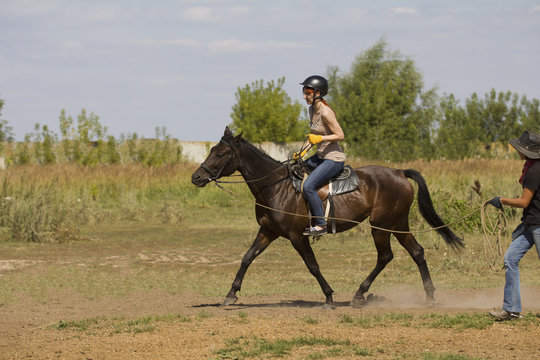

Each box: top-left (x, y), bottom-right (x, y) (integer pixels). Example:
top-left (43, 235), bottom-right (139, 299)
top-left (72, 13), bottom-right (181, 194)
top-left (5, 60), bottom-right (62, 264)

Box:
top-left (290, 164), bottom-right (360, 233)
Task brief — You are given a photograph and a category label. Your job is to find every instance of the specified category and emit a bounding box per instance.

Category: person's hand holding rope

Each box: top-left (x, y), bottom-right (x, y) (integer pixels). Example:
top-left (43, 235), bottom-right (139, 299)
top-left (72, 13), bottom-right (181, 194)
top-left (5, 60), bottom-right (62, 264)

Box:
top-left (487, 196), bottom-right (503, 210)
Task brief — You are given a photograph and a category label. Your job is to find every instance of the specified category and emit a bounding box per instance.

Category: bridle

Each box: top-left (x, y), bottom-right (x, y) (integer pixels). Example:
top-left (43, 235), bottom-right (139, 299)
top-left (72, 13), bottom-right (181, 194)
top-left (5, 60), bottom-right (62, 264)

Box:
top-left (199, 139), bottom-right (235, 182)
top-left (198, 138), bottom-right (305, 186)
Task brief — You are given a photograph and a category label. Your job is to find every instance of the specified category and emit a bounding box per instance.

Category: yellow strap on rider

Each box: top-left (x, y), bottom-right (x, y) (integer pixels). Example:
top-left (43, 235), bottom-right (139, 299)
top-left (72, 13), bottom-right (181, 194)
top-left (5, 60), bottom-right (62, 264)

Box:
top-left (307, 134), bottom-right (323, 145)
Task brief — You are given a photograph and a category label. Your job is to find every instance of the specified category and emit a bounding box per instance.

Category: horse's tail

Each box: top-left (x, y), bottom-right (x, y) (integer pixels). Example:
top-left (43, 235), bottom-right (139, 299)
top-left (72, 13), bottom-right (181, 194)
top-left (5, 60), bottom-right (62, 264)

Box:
top-left (403, 169), bottom-right (464, 250)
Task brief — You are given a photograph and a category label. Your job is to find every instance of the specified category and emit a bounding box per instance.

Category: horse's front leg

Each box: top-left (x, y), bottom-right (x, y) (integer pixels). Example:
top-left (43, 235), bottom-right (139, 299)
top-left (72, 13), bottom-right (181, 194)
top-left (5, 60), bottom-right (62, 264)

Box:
top-left (291, 237), bottom-right (336, 309)
top-left (222, 227), bottom-right (277, 306)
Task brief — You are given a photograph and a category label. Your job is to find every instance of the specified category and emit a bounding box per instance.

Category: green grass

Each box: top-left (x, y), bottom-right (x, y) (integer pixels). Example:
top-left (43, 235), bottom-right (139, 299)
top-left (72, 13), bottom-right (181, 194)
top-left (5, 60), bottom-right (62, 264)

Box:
top-left (214, 335), bottom-right (351, 359)
top-left (420, 313), bottom-right (494, 330)
top-left (51, 312), bottom-right (191, 334)
top-left (338, 311), bottom-right (540, 331)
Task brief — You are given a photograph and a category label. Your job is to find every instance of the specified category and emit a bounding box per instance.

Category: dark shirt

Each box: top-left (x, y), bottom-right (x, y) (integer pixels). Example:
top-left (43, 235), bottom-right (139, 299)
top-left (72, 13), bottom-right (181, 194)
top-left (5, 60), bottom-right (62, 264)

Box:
top-left (523, 161), bottom-right (540, 225)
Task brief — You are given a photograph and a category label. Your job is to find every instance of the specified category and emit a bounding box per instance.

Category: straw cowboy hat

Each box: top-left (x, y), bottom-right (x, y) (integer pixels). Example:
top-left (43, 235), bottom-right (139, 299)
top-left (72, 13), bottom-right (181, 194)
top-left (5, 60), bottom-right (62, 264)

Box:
top-left (509, 130), bottom-right (540, 159)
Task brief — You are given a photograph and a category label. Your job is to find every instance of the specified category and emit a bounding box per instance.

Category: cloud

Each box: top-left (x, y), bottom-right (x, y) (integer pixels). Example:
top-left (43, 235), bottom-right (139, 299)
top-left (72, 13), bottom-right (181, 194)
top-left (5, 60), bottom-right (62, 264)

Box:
top-left (133, 38), bottom-right (202, 48)
top-left (180, 5), bottom-right (250, 23)
top-left (207, 39), bottom-right (313, 53)
top-left (80, 5), bottom-right (122, 22)
top-left (181, 6), bottom-right (216, 22)
top-left (63, 41), bottom-right (83, 49)
top-left (131, 36), bottom-right (309, 53)
top-left (530, 5), bottom-right (540, 13)
top-left (1, 0), bottom-right (59, 15)
top-left (390, 7), bottom-right (418, 15)
top-left (145, 76), bottom-right (185, 88)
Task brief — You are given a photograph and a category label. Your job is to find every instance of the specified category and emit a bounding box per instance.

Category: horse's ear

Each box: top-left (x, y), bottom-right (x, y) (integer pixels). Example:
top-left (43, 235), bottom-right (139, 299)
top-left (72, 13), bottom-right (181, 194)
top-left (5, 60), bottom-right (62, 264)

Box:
top-left (224, 126), bottom-right (233, 137)
top-left (233, 131), bottom-right (243, 143)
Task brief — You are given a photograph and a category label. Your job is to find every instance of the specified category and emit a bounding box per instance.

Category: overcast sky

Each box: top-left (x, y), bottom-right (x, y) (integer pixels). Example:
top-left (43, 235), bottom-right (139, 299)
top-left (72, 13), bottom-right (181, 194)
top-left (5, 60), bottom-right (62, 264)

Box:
top-left (1, 0), bottom-right (539, 141)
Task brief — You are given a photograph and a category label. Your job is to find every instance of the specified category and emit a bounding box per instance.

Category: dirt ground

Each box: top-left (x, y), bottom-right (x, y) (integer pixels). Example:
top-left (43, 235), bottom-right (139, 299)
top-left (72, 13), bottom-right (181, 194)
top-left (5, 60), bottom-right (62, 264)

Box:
top-left (1, 286), bottom-right (540, 360)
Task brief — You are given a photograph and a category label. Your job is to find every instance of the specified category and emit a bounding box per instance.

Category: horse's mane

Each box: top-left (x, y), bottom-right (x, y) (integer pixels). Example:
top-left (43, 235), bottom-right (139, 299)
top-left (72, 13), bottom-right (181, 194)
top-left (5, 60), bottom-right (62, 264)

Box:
top-left (224, 135), bottom-right (284, 167)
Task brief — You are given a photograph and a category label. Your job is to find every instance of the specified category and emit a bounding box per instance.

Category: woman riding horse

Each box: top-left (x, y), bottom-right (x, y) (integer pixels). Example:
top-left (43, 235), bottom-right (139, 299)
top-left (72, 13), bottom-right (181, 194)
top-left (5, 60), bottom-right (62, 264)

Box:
top-left (192, 127), bottom-right (463, 308)
top-left (297, 75), bottom-right (345, 237)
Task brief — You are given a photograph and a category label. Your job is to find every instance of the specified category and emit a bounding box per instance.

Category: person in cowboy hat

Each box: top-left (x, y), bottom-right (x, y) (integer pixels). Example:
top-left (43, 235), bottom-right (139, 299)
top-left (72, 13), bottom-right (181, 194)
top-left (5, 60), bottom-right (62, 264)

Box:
top-left (295, 75), bottom-right (345, 236)
top-left (487, 130), bottom-right (540, 320)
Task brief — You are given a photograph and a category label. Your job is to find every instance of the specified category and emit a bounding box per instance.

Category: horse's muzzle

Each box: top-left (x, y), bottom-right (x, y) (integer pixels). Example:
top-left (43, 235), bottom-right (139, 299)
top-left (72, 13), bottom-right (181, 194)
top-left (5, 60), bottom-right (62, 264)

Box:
top-left (191, 170), bottom-right (210, 187)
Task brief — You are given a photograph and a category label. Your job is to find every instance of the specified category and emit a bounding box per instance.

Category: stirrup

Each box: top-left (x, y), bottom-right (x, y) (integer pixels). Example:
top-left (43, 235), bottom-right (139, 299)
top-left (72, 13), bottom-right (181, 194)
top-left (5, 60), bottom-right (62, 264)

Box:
top-left (303, 226), bottom-right (327, 236)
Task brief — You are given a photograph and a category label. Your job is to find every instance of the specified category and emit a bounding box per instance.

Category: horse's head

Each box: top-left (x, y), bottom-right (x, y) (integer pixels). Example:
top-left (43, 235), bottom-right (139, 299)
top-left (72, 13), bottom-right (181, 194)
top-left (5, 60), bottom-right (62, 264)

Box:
top-left (191, 127), bottom-right (242, 187)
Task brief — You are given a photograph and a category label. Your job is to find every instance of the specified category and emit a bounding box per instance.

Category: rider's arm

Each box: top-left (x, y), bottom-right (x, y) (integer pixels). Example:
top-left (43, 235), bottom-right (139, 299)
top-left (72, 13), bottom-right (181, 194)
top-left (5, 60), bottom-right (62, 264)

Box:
top-left (501, 187), bottom-right (535, 208)
top-left (320, 107), bottom-right (344, 142)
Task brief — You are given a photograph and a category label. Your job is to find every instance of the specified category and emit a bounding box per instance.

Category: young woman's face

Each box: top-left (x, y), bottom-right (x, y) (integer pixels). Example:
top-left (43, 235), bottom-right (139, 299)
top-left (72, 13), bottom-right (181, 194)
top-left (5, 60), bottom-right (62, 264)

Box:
top-left (302, 87), bottom-right (315, 105)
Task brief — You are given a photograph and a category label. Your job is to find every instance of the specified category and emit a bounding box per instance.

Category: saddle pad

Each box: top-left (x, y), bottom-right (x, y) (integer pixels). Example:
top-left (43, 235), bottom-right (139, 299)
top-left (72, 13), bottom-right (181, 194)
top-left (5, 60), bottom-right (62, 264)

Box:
top-left (291, 165), bottom-right (359, 195)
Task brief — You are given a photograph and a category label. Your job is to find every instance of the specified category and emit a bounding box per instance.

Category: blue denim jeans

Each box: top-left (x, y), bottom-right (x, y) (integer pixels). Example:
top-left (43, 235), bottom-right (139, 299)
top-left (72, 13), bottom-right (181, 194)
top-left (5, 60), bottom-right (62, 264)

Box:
top-left (502, 223), bottom-right (540, 313)
top-left (303, 155), bottom-right (345, 227)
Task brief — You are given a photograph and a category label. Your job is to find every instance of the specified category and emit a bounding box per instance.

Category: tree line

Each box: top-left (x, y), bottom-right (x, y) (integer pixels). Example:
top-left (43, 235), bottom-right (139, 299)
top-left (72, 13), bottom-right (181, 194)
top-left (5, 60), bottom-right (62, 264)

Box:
top-left (1, 39), bottom-right (539, 165)
top-left (0, 103), bottom-right (182, 167)
top-left (231, 40), bottom-right (539, 161)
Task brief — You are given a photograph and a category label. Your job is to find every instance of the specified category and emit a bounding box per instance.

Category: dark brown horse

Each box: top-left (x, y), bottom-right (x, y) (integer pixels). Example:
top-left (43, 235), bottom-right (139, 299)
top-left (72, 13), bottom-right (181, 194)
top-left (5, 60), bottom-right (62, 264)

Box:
top-left (191, 127), bottom-right (463, 308)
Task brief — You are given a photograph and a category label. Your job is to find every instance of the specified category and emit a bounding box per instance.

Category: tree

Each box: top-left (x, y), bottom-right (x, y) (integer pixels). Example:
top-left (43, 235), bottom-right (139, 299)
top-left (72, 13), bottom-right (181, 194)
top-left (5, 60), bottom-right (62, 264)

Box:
top-left (0, 97), bottom-right (14, 144)
top-left (520, 96), bottom-right (540, 132)
top-left (230, 77), bottom-right (307, 142)
top-left (433, 94), bottom-right (485, 159)
top-left (433, 90), bottom-right (540, 159)
top-left (481, 89), bottom-right (521, 144)
top-left (328, 39), bottom-right (434, 161)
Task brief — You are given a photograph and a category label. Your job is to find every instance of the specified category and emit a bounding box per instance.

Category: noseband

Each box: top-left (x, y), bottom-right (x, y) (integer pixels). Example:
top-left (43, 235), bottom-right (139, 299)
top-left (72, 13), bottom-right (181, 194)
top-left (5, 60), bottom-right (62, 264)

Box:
top-left (200, 139), bottom-right (235, 182)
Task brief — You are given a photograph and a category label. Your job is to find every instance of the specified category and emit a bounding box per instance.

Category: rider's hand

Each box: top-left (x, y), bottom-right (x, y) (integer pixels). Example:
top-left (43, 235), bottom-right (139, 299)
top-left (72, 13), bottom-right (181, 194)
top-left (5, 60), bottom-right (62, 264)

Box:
top-left (293, 149), bottom-right (307, 161)
top-left (307, 134), bottom-right (323, 145)
top-left (487, 196), bottom-right (503, 210)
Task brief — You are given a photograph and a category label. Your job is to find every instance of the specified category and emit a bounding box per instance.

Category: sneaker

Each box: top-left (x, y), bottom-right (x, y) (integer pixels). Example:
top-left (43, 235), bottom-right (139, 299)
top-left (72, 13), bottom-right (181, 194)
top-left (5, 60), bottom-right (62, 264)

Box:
top-left (303, 226), bottom-right (327, 236)
top-left (489, 309), bottom-right (521, 321)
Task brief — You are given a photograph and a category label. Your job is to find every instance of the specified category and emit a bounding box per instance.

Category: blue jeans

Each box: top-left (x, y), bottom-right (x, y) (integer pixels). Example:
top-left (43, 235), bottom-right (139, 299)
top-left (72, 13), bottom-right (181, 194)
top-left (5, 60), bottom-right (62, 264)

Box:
top-left (502, 223), bottom-right (540, 313)
top-left (303, 155), bottom-right (344, 227)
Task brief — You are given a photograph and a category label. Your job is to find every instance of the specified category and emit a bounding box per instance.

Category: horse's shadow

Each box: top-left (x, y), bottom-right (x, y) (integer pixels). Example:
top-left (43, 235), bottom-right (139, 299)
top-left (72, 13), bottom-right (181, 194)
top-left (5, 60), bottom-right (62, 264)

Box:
top-left (192, 295), bottom-right (385, 310)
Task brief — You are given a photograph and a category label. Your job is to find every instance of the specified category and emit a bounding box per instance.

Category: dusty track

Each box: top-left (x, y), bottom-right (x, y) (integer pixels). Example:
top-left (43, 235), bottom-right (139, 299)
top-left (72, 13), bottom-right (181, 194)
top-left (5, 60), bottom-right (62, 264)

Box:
top-left (1, 287), bottom-right (539, 359)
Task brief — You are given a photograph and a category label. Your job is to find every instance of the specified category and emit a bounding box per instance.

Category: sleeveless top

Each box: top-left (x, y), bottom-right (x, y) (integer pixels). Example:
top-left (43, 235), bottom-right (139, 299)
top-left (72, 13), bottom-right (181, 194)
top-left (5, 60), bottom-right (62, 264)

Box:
top-left (310, 106), bottom-right (346, 162)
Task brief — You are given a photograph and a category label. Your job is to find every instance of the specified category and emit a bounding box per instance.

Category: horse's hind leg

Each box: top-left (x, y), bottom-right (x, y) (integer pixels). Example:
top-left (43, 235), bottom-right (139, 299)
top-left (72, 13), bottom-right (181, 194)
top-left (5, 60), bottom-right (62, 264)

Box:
top-left (352, 229), bottom-right (393, 307)
top-left (394, 231), bottom-right (436, 304)
top-left (223, 227), bottom-right (277, 306)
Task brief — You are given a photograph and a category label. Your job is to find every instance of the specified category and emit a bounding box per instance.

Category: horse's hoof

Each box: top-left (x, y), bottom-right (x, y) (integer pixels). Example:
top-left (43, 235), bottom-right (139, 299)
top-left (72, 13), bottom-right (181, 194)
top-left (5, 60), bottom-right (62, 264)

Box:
top-left (322, 302), bottom-right (337, 310)
top-left (222, 296), bottom-right (238, 306)
top-left (351, 296), bottom-right (366, 308)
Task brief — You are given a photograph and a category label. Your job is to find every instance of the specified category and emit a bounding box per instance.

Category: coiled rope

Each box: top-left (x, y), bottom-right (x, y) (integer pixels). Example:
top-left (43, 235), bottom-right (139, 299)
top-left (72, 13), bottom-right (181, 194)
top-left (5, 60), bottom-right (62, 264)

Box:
top-left (480, 202), bottom-right (508, 272)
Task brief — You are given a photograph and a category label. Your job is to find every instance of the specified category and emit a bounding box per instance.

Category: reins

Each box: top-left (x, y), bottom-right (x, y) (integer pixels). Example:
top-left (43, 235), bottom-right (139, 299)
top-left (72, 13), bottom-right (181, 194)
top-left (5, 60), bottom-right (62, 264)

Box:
top-left (211, 179), bottom-right (484, 235)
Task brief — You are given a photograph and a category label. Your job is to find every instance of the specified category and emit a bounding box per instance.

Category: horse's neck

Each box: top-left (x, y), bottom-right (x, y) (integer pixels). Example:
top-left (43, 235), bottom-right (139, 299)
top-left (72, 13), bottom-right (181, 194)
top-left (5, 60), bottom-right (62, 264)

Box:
top-left (237, 142), bottom-right (286, 196)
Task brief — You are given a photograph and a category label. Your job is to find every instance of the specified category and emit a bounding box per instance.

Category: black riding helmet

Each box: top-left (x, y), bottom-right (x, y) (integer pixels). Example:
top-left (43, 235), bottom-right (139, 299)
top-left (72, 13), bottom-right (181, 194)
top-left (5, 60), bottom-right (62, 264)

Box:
top-left (300, 75), bottom-right (328, 100)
